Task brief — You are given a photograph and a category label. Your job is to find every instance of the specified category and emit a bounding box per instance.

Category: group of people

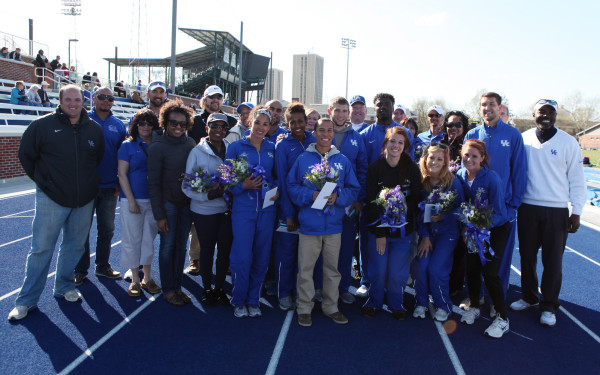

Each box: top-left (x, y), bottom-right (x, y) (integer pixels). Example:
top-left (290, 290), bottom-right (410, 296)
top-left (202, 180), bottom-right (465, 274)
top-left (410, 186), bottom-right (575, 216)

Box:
top-left (9, 80), bottom-right (54, 113)
top-left (8, 82), bottom-right (587, 340)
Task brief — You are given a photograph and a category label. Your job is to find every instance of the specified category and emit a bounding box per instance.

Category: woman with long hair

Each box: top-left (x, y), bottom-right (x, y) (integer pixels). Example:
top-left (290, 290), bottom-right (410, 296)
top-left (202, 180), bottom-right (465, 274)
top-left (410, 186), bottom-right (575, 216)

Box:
top-left (456, 139), bottom-right (510, 338)
top-left (362, 127), bottom-right (422, 320)
top-left (413, 143), bottom-right (464, 321)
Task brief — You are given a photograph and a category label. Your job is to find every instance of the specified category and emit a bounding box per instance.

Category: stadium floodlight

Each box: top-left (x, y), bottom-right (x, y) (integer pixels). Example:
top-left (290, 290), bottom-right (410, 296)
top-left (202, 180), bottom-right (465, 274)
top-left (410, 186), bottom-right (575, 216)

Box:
top-left (61, 0), bottom-right (82, 15)
top-left (341, 38), bottom-right (356, 99)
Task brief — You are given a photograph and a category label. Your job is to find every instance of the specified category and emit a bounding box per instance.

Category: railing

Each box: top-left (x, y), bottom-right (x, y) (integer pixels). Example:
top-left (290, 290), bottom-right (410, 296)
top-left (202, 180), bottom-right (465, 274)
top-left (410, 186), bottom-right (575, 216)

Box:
top-left (0, 30), bottom-right (49, 57)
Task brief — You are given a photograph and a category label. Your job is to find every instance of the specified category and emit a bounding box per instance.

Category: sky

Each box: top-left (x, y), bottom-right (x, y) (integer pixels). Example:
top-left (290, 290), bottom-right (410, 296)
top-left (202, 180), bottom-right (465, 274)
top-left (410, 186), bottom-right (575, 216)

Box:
top-left (3, 0), bottom-right (599, 116)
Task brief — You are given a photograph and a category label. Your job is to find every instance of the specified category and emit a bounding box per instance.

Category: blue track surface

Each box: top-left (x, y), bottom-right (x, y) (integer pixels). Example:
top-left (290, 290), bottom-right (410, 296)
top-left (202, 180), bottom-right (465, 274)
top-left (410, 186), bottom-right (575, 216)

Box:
top-left (1, 191), bottom-right (599, 374)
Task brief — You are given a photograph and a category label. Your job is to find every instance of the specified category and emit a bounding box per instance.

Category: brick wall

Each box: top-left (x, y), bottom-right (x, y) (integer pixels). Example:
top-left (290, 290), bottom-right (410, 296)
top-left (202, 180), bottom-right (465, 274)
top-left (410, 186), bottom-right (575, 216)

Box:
top-left (0, 57), bottom-right (51, 86)
top-left (0, 136), bottom-right (26, 179)
top-left (580, 134), bottom-right (600, 149)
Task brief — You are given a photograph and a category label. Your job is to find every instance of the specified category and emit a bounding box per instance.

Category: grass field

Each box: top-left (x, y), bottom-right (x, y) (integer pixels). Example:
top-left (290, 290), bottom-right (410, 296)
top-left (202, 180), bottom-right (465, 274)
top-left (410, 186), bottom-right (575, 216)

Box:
top-left (582, 149), bottom-right (600, 168)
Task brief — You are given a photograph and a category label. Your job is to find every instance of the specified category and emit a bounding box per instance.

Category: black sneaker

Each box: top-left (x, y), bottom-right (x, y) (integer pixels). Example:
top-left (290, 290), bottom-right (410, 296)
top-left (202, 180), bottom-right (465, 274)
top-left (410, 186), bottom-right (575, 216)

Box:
top-left (95, 267), bottom-right (121, 279)
top-left (202, 289), bottom-right (217, 306)
top-left (215, 289), bottom-right (230, 306)
top-left (74, 274), bottom-right (87, 286)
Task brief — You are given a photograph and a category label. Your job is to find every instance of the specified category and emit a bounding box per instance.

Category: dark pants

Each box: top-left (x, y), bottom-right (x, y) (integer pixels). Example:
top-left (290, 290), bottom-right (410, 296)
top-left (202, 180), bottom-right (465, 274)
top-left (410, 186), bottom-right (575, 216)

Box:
top-left (466, 222), bottom-right (509, 319)
top-left (159, 201), bottom-right (192, 294)
top-left (449, 239), bottom-right (467, 294)
top-left (75, 188), bottom-right (118, 275)
top-left (517, 204), bottom-right (569, 313)
top-left (191, 212), bottom-right (232, 291)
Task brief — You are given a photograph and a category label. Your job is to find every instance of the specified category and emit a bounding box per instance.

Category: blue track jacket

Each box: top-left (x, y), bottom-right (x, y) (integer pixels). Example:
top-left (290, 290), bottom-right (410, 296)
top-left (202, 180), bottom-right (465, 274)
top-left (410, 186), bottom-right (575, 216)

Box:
top-left (456, 166), bottom-right (508, 228)
top-left (464, 119), bottom-right (527, 215)
top-left (332, 128), bottom-right (368, 203)
top-left (287, 145), bottom-right (360, 236)
top-left (225, 137), bottom-right (277, 213)
top-left (360, 121), bottom-right (415, 163)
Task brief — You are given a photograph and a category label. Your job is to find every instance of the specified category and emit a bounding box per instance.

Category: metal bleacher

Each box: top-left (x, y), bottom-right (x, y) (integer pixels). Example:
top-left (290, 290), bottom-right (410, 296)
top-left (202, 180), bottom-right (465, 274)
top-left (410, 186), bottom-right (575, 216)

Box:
top-left (0, 78), bottom-right (145, 126)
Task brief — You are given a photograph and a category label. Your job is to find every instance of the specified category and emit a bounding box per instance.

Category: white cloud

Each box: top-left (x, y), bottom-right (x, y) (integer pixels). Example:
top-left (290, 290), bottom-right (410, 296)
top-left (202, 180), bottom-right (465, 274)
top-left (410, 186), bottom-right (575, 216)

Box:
top-left (414, 12), bottom-right (447, 27)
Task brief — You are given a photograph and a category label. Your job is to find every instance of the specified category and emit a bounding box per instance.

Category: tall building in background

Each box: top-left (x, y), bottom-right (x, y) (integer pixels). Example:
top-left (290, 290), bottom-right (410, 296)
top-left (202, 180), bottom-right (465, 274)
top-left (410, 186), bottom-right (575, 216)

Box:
top-left (264, 68), bottom-right (283, 101)
top-left (292, 54), bottom-right (324, 105)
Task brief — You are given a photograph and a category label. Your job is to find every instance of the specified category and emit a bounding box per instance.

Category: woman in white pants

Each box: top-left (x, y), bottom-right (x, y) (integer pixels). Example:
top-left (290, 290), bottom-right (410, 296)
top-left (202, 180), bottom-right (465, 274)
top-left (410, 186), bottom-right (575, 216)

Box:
top-left (117, 109), bottom-right (162, 297)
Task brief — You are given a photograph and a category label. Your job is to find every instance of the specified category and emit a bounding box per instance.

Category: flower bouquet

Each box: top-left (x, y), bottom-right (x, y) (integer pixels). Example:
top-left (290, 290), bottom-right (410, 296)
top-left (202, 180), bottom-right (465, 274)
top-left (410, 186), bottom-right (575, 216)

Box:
top-left (217, 157), bottom-right (269, 199)
top-left (456, 188), bottom-right (494, 265)
top-left (448, 157), bottom-right (461, 174)
top-left (418, 185), bottom-right (457, 217)
top-left (305, 154), bottom-right (339, 215)
top-left (371, 185), bottom-right (408, 233)
top-left (414, 143), bottom-right (425, 161)
top-left (182, 167), bottom-right (218, 193)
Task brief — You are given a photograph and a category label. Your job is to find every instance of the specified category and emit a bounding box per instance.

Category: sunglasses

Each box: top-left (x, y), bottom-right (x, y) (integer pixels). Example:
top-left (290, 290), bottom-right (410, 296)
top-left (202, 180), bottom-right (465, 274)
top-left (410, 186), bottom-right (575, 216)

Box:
top-left (446, 122), bottom-right (463, 128)
top-left (208, 123), bottom-right (227, 130)
top-left (96, 94), bottom-right (115, 102)
top-left (138, 121), bottom-right (153, 128)
top-left (428, 113), bottom-right (442, 119)
top-left (208, 94), bottom-right (223, 100)
top-left (168, 119), bottom-right (187, 128)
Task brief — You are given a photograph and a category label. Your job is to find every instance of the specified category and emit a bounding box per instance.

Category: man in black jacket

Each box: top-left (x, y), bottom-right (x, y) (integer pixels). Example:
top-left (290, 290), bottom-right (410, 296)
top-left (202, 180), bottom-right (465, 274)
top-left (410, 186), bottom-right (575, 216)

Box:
top-left (8, 85), bottom-right (105, 321)
top-left (188, 85), bottom-right (236, 144)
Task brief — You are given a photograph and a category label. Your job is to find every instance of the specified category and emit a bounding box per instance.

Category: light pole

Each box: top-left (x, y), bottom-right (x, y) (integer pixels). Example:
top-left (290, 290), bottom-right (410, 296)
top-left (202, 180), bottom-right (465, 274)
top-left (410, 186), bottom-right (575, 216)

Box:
top-left (68, 38), bottom-right (78, 69)
top-left (341, 38), bottom-right (356, 99)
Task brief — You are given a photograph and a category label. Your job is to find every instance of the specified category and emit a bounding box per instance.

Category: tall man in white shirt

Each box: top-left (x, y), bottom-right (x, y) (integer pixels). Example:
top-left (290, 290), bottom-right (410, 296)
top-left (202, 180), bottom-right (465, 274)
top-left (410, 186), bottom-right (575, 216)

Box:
top-left (510, 99), bottom-right (586, 328)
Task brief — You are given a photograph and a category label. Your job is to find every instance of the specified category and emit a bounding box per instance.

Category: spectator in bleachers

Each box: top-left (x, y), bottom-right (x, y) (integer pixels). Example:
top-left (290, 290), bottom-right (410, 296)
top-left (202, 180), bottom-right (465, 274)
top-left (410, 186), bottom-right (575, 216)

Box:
top-left (92, 72), bottom-right (100, 86)
top-left (115, 81), bottom-right (126, 98)
top-left (137, 80), bottom-right (142, 91)
top-left (59, 64), bottom-right (69, 84)
top-left (50, 56), bottom-right (60, 71)
top-left (69, 66), bottom-right (78, 84)
top-left (26, 85), bottom-right (43, 108)
top-left (11, 81), bottom-right (29, 108)
top-left (83, 83), bottom-right (92, 107)
top-left (39, 81), bottom-right (54, 107)
top-left (33, 50), bottom-right (49, 84)
top-left (9, 48), bottom-right (22, 61)
top-left (1, 47), bottom-right (9, 58)
top-left (82, 72), bottom-right (91, 85)
top-left (131, 90), bottom-right (145, 105)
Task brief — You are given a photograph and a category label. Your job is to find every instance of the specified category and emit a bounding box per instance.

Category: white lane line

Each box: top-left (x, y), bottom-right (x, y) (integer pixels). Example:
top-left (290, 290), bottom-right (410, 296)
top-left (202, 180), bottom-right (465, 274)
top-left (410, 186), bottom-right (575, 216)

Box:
top-left (426, 302), bottom-right (465, 375)
top-left (57, 294), bottom-right (160, 375)
top-left (510, 264), bottom-right (600, 345)
top-left (0, 189), bottom-right (35, 200)
top-left (565, 245), bottom-right (600, 267)
top-left (580, 220), bottom-right (600, 232)
top-left (0, 209), bottom-right (35, 219)
top-left (265, 310), bottom-right (294, 375)
top-left (0, 239), bottom-right (122, 302)
top-left (0, 235), bottom-right (32, 248)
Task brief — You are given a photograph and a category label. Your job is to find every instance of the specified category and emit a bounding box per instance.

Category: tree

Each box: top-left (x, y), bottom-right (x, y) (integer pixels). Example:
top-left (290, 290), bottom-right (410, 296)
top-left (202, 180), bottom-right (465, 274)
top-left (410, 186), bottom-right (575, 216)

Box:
top-left (464, 89), bottom-right (512, 124)
top-left (561, 91), bottom-right (600, 134)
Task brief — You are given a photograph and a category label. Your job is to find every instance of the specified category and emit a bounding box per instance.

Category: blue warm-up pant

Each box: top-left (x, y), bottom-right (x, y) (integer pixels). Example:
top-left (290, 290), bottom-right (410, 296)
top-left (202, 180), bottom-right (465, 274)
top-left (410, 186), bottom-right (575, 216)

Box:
top-left (363, 233), bottom-right (413, 311)
top-left (358, 212), bottom-right (370, 288)
top-left (338, 215), bottom-right (358, 293)
top-left (413, 234), bottom-right (457, 313)
top-left (230, 210), bottom-right (276, 307)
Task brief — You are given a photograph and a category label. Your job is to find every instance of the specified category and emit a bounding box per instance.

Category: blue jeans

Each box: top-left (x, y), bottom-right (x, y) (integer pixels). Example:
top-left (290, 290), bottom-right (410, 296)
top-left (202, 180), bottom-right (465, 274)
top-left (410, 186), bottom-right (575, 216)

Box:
top-left (75, 188), bottom-right (118, 275)
top-left (16, 189), bottom-right (94, 307)
top-left (159, 201), bottom-right (192, 294)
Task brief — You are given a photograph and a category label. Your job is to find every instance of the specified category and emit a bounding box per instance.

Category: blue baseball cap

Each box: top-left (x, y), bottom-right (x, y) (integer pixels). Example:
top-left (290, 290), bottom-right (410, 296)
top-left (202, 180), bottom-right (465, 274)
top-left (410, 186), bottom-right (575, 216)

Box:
top-left (236, 102), bottom-right (254, 113)
top-left (349, 95), bottom-right (366, 106)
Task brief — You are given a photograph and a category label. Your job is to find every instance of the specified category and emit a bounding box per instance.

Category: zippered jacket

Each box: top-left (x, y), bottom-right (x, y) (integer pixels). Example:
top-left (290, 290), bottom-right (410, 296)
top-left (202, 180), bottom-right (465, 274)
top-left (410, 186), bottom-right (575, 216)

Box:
top-left (19, 107), bottom-right (105, 207)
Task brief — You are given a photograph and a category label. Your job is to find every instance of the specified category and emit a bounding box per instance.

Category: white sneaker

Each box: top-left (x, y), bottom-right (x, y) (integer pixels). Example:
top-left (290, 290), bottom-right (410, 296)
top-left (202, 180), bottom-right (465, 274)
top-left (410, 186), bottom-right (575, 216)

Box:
top-left (248, 305), bottom-right (262, 318)
top-left (8, 305), bottom-right (35, 321)
top-left (54, 289), bottom-right (82, 302)
top-left (540, 311), bottom-right (556, 327)
top-left (233, 305), bottom-right (248, 318)
top-left (123, 269), bottom-right (133, 282)
top-left (434, 308), bottom-right (449, 322)
top-left (510, 298), bottom-right (539, 311)
top-left (460, 307), bottom-right (480, 325)
top-left (356, 285), bottom-right (369, 298)
top-left (413, 305), bottom-right (427, 319)
top-left (490, 305), bottom-right (497, 318)
top-left (484, 316), bottom-right (509, 338)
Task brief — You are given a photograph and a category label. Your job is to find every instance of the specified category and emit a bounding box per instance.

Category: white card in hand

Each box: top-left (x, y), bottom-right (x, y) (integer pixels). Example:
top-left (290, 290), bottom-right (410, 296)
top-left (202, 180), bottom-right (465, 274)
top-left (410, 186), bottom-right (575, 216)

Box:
top-left (262, 187), bottom-right (278, 208)
top-left (311, 182), bottom-right (337, 210)
top-left (423, 203), bottom-right (440, 223)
